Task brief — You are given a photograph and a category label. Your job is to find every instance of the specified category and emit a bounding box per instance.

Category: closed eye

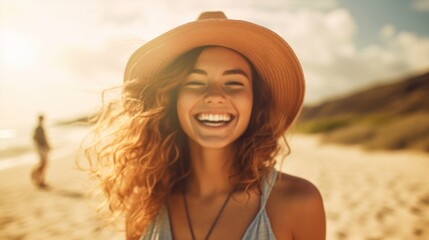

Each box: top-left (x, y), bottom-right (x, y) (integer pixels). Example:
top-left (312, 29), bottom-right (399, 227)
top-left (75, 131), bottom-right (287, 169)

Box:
top-left (185, 81), bottom-right (206, 86)
top-left (182, 81), bottom-right (207, 90)
top-left (225, 81), bottom-right (244, 87)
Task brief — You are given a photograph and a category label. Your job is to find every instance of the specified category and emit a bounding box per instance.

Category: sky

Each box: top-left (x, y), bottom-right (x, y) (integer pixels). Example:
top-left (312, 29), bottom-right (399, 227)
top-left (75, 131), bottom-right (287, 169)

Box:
top-left (1, 0), bottom-right (429, 128)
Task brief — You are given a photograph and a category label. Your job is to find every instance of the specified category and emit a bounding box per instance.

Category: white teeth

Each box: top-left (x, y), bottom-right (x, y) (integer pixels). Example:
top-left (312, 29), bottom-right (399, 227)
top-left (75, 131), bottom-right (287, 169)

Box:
top-left (204, 122), bottom-right (226, 127)
top-left (197, 113), bottom-right (232, 122)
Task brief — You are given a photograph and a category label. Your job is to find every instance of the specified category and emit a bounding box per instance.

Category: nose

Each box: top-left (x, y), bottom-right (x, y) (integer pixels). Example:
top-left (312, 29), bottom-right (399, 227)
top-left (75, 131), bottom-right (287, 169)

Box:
top-left (204, 84), bottom-right (225, 104)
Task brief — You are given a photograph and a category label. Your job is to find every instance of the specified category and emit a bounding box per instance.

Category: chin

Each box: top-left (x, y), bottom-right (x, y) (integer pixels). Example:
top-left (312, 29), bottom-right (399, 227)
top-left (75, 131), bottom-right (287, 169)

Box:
top-left (191, 137), bottom-right (237, 150)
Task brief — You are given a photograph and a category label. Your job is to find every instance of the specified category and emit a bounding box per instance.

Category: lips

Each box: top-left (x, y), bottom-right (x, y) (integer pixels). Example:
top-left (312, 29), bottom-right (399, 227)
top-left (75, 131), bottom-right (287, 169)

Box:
top-left (194, 113), bottom-right (235, 127)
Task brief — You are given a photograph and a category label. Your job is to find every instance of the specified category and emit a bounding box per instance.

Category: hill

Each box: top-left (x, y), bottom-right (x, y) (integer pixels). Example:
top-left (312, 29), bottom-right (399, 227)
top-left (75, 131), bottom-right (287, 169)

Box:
top-left (297, 71), bottom-right (429, 152)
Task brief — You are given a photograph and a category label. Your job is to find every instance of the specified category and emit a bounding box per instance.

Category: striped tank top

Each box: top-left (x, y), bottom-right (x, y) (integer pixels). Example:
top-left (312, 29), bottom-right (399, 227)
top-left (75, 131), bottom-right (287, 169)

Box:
top-left (141, 171), bottom-right (278, 240)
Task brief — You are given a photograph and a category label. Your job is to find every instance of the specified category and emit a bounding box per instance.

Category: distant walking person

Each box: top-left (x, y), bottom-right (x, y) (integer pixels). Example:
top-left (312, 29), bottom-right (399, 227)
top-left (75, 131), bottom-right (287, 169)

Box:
top-left (31, 114), bottom-right (50, 188)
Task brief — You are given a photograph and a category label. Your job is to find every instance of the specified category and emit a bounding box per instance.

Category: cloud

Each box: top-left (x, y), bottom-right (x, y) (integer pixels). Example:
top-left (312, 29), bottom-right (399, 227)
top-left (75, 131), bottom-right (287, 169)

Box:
top-left (379, 24), bottom-right (396, 40)
top-left (280, 0), bottom-right (339, 9)
top-left (249, 8), bottom-right (359, 103)
top-left (251, 8), bottom-right (429, 104)
top-left (59, 3), bottom-right (429, 104)
top-left (314, 29), bottom-right (429, 103)
top-left (375, 27), bottom-right (429, 72)
top-left (3, 0), bottom-right (429, 125)
top-left (412, 0), bottom-right (429, 11)
top-left (238, 0), bottom-right (340, 10)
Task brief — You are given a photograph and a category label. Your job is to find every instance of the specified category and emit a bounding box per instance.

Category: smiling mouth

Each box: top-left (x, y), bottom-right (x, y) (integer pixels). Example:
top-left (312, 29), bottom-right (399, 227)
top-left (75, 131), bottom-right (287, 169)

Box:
top-left (195, 113), bottom-right (235, 127)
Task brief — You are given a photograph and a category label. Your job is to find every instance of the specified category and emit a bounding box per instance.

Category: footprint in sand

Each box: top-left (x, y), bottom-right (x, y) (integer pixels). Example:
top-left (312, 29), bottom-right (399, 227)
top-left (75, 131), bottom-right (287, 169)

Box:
top-left (419, 194), bottom-right (429, 206)
top-left (376, 206), bottom-right (394, 223)
top-left (336, 230), bottom-right (348, 240)
top-left (414, 228), bottom-right (423, 236)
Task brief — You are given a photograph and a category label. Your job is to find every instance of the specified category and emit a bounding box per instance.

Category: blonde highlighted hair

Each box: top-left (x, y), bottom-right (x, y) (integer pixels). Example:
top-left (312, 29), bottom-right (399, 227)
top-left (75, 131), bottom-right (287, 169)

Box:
top-left (83, 46), bottom-right (290, 239)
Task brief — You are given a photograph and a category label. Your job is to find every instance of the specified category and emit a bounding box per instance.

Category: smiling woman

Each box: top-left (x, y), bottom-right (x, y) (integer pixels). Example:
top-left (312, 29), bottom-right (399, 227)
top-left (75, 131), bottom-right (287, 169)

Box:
top-left (177, 47), bottom-right (254, 150)
top-left (2, 32), bottom-right (39, 70)
top-left (83, 11), bottom-right (325, 240)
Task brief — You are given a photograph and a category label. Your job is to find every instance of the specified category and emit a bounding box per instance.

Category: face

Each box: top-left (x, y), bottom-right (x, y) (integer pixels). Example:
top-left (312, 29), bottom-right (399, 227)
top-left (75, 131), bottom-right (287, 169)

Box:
top-left (177, 46), bottom-right (253, 149)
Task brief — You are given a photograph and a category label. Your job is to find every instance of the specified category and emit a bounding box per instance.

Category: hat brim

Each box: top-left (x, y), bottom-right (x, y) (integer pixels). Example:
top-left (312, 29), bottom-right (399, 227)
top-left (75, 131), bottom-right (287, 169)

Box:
top-left (124, 18), bottom-right (305, 130)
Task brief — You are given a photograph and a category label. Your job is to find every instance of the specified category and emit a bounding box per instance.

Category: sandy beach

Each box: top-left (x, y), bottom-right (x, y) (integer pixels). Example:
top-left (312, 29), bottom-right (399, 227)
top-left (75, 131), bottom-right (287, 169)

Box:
top-left (0, 142), bottom-right (124, 240)
top-left (285, 135), bottom-right (429, 240)
top-left (1, 133), bottom-right (428, 240)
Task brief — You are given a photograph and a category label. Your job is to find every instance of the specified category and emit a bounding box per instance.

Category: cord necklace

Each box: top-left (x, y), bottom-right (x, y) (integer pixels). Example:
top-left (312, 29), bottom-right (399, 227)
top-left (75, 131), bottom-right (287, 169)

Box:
top-left (183, 186), bottom-right (235, 240)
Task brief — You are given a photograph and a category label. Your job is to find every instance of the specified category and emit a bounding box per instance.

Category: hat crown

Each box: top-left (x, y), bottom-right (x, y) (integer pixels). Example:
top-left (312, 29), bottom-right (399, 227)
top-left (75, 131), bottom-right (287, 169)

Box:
top-left (125, 11), bottom-right (304, 131)
top-left (197, 11), bottom-right (227, 20)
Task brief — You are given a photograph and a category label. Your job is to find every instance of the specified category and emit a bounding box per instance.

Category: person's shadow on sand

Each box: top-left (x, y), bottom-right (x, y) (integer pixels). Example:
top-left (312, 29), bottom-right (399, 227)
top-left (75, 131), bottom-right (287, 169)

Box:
top-left (53, 189), bottom-right (84, 199)
top-left (39, 186), bottom-right (84, 199)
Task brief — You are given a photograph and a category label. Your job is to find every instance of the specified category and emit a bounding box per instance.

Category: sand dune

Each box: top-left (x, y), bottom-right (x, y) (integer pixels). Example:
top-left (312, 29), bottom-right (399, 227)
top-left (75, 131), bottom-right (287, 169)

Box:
top-left (0, 134), bottom-right (428, 239)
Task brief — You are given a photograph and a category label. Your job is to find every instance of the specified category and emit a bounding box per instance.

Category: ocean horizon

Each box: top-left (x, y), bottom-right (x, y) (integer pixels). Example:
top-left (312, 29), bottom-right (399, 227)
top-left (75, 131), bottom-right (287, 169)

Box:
top-left (0, 125), bottom-right (90, 170)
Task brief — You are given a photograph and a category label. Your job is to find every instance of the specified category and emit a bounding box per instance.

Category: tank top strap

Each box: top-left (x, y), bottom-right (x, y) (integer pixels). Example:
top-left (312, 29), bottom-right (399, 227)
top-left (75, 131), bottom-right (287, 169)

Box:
top-left (260, 170), bottom-right (278, 208)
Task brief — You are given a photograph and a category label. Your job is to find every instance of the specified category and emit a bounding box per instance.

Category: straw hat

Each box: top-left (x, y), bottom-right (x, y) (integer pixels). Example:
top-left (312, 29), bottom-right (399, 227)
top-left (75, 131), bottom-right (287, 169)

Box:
top-left (124, 11), bottom-right (305, 131)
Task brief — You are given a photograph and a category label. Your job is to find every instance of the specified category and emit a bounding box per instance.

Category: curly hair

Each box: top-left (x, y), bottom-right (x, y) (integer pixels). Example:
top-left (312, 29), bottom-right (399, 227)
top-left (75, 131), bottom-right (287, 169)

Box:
top-left (83, 46), bottom-right (290, 239)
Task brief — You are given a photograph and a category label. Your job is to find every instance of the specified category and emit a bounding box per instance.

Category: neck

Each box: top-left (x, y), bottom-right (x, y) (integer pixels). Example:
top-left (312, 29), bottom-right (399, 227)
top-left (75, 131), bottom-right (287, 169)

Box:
top-left (186, 140), bottom-right (236, 198)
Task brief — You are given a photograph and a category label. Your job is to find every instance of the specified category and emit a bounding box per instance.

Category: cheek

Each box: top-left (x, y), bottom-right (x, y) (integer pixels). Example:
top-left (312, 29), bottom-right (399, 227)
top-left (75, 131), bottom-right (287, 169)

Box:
top-left (176, 94), bottom-right (187, 123)
top-left (176, 93), bottom-right (196, 129)
top-left (231, 96), bottom-right (253, 141)
top-left (232, 92), bottom-right (253, 123)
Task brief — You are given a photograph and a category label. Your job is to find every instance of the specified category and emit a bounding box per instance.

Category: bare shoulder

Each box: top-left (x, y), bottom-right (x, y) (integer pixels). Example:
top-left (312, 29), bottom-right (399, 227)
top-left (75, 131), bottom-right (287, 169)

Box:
top-left (267, 172), bottom-right (326, 240)
top-left (268, 172), bottom-right (324, 219)
top-left (272, 172), bottom-right (322, 202)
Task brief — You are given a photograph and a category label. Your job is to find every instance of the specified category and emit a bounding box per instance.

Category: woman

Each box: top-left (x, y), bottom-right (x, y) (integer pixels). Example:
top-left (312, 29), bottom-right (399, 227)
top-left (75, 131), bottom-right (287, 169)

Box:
top-left (85, 11), bottom-right (325, 240)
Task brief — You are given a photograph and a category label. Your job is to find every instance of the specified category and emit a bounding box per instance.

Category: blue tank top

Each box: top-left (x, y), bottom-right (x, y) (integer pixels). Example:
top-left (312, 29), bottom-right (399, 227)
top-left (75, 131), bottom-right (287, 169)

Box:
top-left (140, 171), bottom-right (278, 240)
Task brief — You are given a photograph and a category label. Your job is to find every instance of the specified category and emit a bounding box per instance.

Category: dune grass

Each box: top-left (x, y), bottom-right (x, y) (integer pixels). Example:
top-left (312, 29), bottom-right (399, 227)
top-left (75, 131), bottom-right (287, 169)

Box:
top-left (297, 112), bottom-right (429, 152)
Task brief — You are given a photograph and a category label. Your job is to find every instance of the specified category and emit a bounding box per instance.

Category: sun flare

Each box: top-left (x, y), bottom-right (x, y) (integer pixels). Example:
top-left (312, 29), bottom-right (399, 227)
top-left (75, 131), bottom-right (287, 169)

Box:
top-left (2, 32), bottom-right (39, 70)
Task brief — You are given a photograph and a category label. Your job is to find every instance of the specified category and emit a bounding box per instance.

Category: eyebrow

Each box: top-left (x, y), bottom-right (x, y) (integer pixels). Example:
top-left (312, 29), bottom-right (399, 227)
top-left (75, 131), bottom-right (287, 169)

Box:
top-left (189, 68), bottom-right (250, 79)
top-left (223, 69), bottom-right (250, 79)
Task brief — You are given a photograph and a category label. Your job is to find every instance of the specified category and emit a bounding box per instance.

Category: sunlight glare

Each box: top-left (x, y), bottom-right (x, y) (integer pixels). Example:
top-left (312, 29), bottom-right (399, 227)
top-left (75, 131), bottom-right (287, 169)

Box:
top-left (2, 32), bottom-right (39, 70)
